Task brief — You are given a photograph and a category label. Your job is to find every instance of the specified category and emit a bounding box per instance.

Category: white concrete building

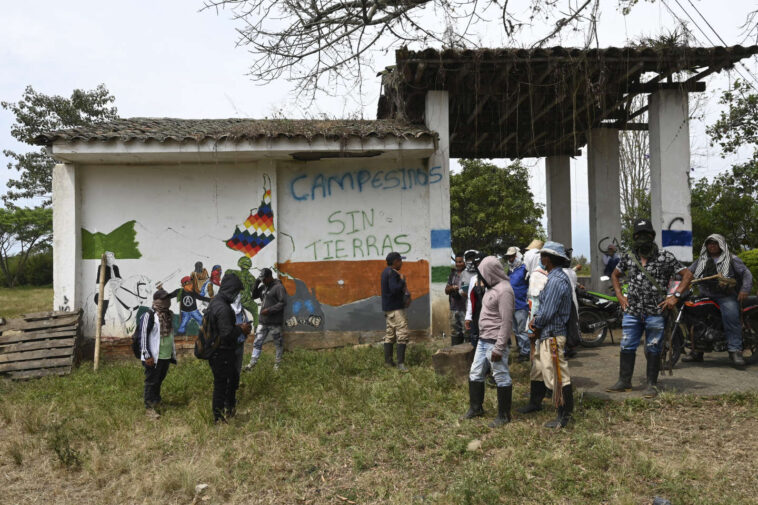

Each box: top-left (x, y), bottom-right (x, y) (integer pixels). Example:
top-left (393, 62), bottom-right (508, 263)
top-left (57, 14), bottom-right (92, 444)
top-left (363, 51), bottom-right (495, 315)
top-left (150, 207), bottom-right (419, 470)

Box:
top-left (39, 119), bottom-right (452, 351)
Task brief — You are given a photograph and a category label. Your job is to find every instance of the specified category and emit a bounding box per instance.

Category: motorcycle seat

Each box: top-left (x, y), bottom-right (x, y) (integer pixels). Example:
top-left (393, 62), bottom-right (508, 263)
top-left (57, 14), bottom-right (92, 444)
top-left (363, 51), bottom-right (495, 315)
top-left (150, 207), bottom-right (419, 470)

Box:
top-left (744, 295), bottom-right (758, 308)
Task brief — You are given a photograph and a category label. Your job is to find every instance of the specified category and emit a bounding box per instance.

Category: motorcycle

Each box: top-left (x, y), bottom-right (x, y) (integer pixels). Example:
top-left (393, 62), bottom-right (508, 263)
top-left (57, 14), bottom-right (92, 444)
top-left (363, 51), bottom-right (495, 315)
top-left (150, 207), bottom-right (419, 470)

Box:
top-left (576, 276), bottom-right (627, 347)
top-left (669, 290), bottom-right (758, 366)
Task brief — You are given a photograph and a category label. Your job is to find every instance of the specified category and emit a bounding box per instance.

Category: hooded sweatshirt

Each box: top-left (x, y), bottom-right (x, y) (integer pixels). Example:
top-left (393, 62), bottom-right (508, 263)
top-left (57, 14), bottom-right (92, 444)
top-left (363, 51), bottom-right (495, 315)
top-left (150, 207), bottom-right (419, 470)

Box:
top-left (476, 256), bottom-right (515, 354)
top-left (207, 273), bottom-right (244, 350)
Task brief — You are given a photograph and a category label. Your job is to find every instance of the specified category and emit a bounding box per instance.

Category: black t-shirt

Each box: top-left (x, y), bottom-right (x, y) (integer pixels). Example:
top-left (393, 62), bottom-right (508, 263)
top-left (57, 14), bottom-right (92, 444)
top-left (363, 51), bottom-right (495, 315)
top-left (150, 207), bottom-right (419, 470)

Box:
top-left (167, 289), bottom-right (209, 312)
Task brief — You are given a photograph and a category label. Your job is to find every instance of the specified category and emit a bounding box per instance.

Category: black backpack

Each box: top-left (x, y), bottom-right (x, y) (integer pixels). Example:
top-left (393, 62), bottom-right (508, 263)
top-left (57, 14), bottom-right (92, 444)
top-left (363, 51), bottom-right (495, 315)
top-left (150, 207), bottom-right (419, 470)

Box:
top-left (193, 312), bottom-right (220, 360)
top-left (131, 309), bottom-right (155, 359)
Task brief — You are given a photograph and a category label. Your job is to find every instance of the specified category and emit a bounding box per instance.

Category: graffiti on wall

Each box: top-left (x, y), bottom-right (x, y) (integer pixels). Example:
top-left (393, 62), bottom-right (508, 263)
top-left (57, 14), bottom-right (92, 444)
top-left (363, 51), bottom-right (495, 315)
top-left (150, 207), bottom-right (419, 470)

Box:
top-left (303, 208), bottom-right (412, 261)
top-left (226, 175), bottom-right (275, 258)
top-left (289, 166), bottom-right (442, 201)
top-left (82, 220), bottom-right (142, 259)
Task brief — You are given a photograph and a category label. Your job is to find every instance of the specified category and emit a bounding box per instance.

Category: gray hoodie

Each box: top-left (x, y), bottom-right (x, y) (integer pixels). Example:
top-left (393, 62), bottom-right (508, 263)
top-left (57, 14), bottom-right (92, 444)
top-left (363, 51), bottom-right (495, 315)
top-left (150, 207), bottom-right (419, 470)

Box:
top-left (476, 256), bottom-right (516, 354)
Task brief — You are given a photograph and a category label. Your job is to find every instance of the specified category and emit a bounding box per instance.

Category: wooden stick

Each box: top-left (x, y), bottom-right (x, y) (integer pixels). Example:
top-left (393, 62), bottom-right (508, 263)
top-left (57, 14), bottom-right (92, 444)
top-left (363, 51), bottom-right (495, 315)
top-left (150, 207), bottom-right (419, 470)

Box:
top-left (93, 253), bottom-right (106, 372)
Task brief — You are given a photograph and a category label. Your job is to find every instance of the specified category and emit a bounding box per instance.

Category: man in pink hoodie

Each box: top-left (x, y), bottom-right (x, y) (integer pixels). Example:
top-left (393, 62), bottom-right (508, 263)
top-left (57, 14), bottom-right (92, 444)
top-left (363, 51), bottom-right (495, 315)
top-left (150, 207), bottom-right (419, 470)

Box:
top-left (461, 255), bottom-right (516, 427)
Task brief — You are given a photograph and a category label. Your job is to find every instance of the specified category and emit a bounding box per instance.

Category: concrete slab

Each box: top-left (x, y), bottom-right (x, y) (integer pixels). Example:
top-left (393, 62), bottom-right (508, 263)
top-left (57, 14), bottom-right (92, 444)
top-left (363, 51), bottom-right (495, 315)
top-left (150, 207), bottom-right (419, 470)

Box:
top-left (569, 340), bottom-right (758, 400)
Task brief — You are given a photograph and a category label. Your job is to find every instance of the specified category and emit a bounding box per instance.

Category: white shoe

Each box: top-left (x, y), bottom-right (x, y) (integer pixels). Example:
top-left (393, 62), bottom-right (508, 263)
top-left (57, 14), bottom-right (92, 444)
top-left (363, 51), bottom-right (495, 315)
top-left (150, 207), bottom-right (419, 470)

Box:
top-left (244, 360), bottom-right (257, 372)
top-left (145, 408), bottom-right (160, 420)
top-left (273, 362), bottom-right (280, 371)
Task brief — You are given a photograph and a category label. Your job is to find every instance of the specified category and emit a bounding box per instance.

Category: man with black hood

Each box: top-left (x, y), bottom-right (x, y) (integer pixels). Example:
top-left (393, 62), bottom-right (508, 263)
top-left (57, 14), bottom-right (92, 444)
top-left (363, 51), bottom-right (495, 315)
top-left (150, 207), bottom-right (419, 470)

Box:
top-left (207, 272), bottom-right (252, 423)
top-left (245, 268), bottom-right (288, 371)
top-left (461, 255), bottom-right (515, 428)
top-left (608, 219), bottom-right (692, 397)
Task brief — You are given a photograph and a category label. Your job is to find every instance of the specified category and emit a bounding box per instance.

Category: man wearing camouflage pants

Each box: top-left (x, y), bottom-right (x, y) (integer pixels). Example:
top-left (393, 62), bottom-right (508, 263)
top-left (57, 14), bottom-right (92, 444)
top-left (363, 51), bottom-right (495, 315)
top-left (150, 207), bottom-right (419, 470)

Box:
top-left (244, 268), bottom-right (288, 371)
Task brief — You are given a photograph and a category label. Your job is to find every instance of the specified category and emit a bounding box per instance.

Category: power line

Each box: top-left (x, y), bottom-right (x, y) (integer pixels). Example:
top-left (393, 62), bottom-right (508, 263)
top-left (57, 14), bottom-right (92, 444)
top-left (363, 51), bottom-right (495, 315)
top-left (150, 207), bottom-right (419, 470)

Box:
top-left (662, 0), bottom-right (758, 90)
top-left (684, 0), bottom-right (758, 89)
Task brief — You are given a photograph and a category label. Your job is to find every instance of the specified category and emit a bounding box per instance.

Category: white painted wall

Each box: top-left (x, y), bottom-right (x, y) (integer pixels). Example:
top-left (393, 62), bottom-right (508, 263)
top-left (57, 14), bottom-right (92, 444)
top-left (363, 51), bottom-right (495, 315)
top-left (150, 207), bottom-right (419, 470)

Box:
top-left (76, 162), bottom-right (276, 336)
top-left (56, 156), bottom-right (437, 338)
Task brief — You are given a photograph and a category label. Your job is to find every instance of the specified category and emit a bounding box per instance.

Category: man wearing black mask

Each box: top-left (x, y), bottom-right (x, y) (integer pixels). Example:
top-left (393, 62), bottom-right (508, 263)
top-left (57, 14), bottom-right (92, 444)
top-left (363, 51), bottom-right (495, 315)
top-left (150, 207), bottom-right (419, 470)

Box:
top-left (207, 273), bottom-right (252, 423)
top-left (608, 219), bottom-right (692, 397)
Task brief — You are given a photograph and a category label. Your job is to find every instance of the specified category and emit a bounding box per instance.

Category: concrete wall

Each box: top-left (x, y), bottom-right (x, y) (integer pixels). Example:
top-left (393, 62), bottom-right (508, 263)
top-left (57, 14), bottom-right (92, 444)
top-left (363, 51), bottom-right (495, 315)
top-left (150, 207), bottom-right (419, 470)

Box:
top-left (58, 157), bottom-right (437, 346)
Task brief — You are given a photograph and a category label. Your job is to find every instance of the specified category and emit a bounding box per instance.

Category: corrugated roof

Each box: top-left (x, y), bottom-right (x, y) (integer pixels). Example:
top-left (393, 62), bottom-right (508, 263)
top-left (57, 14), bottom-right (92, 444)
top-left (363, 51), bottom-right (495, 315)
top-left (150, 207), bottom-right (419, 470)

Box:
top-left (34, 118), bottom-right (436, 146)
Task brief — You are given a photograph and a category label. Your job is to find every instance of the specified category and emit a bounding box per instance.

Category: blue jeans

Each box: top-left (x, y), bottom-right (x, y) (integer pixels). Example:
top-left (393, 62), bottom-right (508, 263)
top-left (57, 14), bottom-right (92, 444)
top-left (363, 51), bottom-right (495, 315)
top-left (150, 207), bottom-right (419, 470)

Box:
top-left (620, 314), bottom-right (665, 355)
top-left (513, 309), bottom-right (530, 357)
top-left (712, 296), bottom-right (743, 352)
top-left (178, 309), bottom-right (203, 334)
top-left (469, 340), bottom-right (512, 387)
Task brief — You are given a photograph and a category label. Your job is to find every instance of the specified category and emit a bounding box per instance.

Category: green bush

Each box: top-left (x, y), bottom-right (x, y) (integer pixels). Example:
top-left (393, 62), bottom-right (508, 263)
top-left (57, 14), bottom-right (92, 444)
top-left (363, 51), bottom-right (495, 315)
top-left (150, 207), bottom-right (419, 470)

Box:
top-left (0, 250), bottom-right (52, 286)
top-left (738, 249), bottom-right (758, 293)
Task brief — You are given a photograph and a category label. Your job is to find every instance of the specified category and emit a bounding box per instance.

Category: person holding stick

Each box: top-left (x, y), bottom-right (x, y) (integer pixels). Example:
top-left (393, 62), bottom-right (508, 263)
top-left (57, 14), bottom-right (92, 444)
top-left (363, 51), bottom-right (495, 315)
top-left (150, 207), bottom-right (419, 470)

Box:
top-left (519, 241), bottom-right (574, 429)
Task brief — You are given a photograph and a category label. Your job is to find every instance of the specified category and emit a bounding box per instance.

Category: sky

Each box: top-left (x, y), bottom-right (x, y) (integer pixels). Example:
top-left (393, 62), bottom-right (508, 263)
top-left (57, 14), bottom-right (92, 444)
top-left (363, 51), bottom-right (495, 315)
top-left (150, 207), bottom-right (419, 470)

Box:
top-left (1, 0), bottom-right (756, 259)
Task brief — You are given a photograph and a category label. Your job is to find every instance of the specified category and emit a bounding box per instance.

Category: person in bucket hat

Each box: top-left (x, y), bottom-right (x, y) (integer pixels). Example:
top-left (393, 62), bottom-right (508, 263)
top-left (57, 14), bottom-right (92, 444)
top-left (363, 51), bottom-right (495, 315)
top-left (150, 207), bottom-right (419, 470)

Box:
top-left (520, 241), bottom-right (574, 428)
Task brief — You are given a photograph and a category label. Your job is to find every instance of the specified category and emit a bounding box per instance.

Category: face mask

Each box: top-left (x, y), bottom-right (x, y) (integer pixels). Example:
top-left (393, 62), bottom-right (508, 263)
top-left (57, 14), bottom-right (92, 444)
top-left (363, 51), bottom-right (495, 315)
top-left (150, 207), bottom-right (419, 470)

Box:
top-left (633, 234), bottom-right (657, 258)
top-left (539, 262), bottom-right (546, 270)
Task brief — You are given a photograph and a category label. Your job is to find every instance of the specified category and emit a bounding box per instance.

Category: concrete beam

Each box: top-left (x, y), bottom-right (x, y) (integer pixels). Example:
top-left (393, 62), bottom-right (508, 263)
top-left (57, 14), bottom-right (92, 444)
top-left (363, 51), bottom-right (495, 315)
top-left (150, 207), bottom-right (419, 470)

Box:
top-left (545, 155), bottom-right (572, 248)
top-left (649, 90), bottom-right (693, 262)
top-left (425, 90), bottom-right (451, 337)
top-left (588, 129), bottom-right (622, 291)
top-left (52, 163), bottom-right (81, 313)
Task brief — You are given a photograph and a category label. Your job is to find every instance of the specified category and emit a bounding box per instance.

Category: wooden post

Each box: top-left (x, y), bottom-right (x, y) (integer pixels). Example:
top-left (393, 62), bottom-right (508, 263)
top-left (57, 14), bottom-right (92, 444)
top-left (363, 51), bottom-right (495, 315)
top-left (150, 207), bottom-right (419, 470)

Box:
top-left (93, 253), bottom-right (106, 371)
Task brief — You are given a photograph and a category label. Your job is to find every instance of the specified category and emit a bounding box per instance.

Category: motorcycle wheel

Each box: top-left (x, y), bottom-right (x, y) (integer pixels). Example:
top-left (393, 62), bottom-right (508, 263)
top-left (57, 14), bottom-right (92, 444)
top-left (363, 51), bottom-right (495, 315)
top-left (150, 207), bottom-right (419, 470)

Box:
top-left (666, 323), bottom-right (684, 368)
top-left (578, 308), bottom-right (608, 347)
top-left (741, 310), bottom-right (758, 364)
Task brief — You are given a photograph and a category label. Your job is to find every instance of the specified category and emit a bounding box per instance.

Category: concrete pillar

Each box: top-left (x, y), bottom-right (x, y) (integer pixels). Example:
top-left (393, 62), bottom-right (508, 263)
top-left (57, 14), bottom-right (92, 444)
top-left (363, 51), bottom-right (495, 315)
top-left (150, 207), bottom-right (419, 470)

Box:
top-left (52, 163), bottom-right (81, 312)
top-left (649, 90), bottom-right (693, 262)
top-left (587, 128), bottom-right (622, 291)
top-left (545, 155), bottom-right (572, 247)
top-left (425, 90), bottom-right (450, 337)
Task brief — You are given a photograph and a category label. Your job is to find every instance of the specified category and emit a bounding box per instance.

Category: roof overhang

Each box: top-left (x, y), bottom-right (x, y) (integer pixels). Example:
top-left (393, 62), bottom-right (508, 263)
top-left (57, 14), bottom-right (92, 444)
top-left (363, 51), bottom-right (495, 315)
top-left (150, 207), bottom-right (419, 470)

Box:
top-left (48, 136), bottom-right (436, 165)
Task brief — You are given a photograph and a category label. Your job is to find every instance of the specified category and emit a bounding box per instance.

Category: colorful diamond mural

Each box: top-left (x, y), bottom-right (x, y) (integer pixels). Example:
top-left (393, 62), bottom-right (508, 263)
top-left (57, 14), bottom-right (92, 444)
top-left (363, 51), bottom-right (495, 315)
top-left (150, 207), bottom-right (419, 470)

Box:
top-left (226, 175), bottom-right (276, 258)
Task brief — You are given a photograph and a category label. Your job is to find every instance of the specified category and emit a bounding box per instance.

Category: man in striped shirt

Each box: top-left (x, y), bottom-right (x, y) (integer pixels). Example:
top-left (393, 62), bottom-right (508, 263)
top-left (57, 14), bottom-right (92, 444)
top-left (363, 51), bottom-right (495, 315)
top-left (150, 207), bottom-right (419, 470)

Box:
top-left (520, 241), bottom-right (574, 429)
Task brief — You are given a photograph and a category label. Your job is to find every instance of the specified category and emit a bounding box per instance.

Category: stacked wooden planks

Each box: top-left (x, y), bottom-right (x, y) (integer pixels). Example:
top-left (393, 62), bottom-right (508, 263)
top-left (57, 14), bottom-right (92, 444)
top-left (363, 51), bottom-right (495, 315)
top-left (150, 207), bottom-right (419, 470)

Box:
top-left (0, 310), bottom-right (82, 380)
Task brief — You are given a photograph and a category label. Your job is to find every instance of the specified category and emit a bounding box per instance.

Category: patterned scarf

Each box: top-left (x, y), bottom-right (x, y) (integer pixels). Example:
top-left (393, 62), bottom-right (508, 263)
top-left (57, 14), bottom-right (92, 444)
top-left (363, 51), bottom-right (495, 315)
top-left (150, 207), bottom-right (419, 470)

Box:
top-left (694, 234), bottom-right (733, 279)
top-left (152, 298), bottom-right (173, 337)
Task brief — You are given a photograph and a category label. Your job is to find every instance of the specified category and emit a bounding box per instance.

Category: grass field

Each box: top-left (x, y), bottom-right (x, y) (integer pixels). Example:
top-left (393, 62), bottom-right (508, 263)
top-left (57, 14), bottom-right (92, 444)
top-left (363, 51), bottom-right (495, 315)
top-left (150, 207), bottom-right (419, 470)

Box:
top-left (1, 343), bottom-right (757, 505)
top-left (0, 286), bottom-right (53, 318)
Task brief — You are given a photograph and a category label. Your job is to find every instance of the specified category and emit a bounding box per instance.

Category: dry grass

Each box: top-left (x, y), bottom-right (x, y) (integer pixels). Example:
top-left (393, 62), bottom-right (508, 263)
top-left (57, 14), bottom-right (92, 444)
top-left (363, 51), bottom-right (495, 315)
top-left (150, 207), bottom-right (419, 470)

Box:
top-left (0, 344), bottom-right (756, 505)
top-left (0, 286), bottom-right (53, 318)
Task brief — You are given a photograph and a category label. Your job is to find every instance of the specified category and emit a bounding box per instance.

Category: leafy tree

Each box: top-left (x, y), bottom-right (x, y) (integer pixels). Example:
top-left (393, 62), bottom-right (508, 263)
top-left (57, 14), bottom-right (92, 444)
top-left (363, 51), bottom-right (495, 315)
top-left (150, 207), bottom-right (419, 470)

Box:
top-left (0, 206), bottom-right (52, 287)
top-left (450, 159), bottom-right (543, 255)
top-left (691, 79), bottom-right (758, 252)
top-left (1, 84), bottom-right (118, 205)
top-left (738, 249), bottom-right (758, 293)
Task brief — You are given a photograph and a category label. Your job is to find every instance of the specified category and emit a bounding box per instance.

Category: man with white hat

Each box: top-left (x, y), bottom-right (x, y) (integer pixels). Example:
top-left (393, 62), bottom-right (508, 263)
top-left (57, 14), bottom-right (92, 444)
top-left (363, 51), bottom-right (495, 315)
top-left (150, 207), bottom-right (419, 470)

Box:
top-left (521, 241), bottom-right (574, 428)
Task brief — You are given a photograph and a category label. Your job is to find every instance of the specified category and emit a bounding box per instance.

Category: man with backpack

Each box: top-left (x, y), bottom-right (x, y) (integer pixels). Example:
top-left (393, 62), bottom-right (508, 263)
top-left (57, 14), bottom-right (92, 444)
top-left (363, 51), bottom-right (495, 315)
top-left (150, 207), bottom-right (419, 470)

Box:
top-left (520, 241), bottom-right (574, 428)
top-left (139, 288), bottom-right (176, 420)
top-left (206, 273), bottom-right (252, 423)
top-left (244, 268), bottom-right (288, 371)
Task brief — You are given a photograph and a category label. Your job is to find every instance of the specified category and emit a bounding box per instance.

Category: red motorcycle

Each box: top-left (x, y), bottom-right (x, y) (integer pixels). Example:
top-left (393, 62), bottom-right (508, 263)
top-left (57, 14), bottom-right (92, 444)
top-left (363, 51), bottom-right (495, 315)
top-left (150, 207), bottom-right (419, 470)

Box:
top-left (668, 292), bottom-right (758, 366)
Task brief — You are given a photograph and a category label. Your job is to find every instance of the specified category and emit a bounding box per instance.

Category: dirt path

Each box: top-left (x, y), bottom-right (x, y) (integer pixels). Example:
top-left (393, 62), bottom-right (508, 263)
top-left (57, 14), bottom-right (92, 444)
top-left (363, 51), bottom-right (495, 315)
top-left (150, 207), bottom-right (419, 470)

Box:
top-left (570, 339), bottom-right (758, 399)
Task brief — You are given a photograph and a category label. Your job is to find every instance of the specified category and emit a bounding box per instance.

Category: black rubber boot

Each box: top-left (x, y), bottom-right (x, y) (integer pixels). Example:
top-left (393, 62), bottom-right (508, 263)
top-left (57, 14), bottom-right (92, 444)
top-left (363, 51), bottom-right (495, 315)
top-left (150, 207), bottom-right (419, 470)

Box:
top-left (396, 343), bottom-right (409, 372)
top-left (517, 381), bottom-right (546, 414)
top-left (643, 353), bottom-right (660, 398)
top-left (383, 343), bottom-right (395, 367)
top-left (544, 385), bottom-right (573, 428)
top-left (729, 351), bottom-right (746, 368)
top-left (462, 381), bottom-right (485, 419)
top-left (607, 352), bottom-right (636, 392)
top-left (682, 351), bottom-right (704, 362)
top-left (489, 386), bottom-right (512, 427)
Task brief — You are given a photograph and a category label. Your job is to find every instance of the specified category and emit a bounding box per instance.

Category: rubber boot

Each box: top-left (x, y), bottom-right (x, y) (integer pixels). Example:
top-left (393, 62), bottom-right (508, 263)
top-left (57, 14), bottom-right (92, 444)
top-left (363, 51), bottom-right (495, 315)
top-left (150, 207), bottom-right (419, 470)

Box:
top-left (396, 343), bottom-right (409, 372)
top-left (729, 351), bottom-right (746, 368)
top-left (607, 352), bottom-right (636, 392)
top-left (489, 385), bottom-right (512, 427)
top-left (544, 385), bottom-right (573, 428)
top-left (517, 380), bottom-right (546, 414)
top-left (643, 353), bottom-right (660, 398)
top-left (383, 343), bottom-right (395, 367)
top-left (462, 381), bottom-right (485, 419)
top-left (682, 351), bottom-right (704, 362)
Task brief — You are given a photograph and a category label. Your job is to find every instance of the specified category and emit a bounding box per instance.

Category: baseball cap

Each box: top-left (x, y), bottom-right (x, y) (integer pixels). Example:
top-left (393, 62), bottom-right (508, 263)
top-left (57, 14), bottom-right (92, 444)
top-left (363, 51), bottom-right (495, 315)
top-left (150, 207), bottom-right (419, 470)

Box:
top-left (633, 219), bottom-right (655, 236)
top-left (505, 246), bottom-right (520, 256)
top-left (386, 252), bottom-right (405, 265)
